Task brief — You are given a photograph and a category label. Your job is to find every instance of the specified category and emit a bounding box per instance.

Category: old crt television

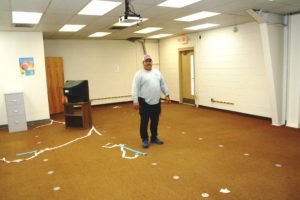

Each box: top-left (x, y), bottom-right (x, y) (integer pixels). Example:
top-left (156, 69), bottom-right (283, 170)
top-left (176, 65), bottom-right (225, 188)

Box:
top-left (63, 80), bottom-right (89, 103)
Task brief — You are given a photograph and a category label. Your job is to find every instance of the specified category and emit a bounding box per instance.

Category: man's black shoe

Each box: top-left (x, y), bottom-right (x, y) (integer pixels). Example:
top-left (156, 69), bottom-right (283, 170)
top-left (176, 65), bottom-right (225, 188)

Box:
top-left (151, 138), bottom-right (164, 144)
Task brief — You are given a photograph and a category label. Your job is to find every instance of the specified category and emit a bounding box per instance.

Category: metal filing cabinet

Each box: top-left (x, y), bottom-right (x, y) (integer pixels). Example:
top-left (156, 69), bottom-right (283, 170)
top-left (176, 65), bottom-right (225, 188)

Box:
top-left (4, 92), bottom-right (28, 133)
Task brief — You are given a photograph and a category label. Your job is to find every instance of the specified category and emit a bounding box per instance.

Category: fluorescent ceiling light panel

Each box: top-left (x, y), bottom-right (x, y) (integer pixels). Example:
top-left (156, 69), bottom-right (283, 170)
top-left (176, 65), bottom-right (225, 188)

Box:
top-left (184, 23), bottom-right (220, 30)
top-left (12, 11), bottom-right (42, 24)
top-left (78, 0), bottom-right (121, 16)
top-left (135, 27), bottom-right (162, 34)
top-left (158, 0), bottom-right (201, 8)
top-left (89, 32), bottom-right (111, 37)
top-left (148, 34), bottom-right (173, 39)
top-left (59, 24), bottom-right (86, 32)
top-left (113, 18), bottom-right (148, 27)
top-left (175, 11), bottom-right (220, 22)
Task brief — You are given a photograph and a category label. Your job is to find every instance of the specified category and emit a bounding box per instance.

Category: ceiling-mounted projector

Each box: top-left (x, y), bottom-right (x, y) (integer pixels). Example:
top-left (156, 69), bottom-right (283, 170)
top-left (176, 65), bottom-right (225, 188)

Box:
top-left (118, 0), bottom-right (142, 24)
top-left (119, 15), bottom-right (141, 23)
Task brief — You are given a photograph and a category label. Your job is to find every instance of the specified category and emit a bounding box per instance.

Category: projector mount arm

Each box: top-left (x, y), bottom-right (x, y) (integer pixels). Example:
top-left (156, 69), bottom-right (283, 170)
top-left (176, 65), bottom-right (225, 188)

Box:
top-left (125, 0), bottom-right (141, 18)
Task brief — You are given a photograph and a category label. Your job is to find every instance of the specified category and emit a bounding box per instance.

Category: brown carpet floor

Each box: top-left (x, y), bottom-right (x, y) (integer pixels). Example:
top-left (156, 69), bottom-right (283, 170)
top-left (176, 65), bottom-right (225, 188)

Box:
top-left (0, 103), bottom-right (300, 200)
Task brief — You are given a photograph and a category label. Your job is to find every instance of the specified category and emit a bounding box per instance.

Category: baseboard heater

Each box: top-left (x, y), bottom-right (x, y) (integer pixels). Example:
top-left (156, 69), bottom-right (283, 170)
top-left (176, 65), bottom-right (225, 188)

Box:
top-left (91, 96), bottom-right (177, 104)
top-left (211, 98), bottom-right (234, 105)
top-left (91, 95), bottom-right (131, 102)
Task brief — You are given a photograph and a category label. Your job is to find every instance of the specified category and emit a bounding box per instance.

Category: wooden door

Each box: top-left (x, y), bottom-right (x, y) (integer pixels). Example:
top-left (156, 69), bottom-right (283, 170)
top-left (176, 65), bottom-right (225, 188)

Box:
top-left (180, 50), bottom-right (195, 104)
top-left (45, 57), bottom-right (65, 114)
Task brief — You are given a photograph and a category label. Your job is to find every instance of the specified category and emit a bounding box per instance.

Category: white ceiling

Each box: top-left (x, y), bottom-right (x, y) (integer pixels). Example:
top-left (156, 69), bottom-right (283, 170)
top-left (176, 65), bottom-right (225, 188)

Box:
top-left (0, 0), bottom-right (299, 40)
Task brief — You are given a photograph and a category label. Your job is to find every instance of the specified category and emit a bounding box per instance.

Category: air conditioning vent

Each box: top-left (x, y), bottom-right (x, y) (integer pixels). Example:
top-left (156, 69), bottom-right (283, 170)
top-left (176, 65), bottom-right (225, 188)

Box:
top-left (13, 23), bottom-right (35, 28)
top-left (109, 26), bottom-right (128, 30)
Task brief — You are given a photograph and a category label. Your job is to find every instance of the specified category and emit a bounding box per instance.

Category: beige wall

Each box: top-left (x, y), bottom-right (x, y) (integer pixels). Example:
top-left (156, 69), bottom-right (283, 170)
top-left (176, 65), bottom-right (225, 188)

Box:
top-left (44, 39), bottom-right (159, 105)
top-left (159, 22), bottom-right (271, 118)
top-left (0, 32), bottom-right (50, 125)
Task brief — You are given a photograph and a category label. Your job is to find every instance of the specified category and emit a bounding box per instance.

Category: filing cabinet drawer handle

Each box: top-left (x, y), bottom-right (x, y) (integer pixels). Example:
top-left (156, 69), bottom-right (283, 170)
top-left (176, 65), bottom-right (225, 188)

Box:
top-left (13, 110), bottom-right (19, 113)
top-left (10, 99), bottom-right (17, 102)
top-left (15, 121), bottom-right (19, 124)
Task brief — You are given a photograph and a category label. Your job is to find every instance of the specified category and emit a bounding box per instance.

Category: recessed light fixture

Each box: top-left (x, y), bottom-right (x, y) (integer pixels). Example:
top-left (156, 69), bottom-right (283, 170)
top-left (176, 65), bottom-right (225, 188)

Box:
top-left (158, 0), bottom-right (201, 8)
top-left (59, 24), bottom-right (86, 32)
top-left (175, 11), bottom-right (220, 22)
top-left (184, 23), bottom-right (220, 30)
top-left (12, 11), bottom-right (43, 24)
top-left (148, 34), bottom-right (173, 39)
top-left (135, 27), bottom-right (162, 34)
top-left (113, 18), bottom-right (148, 27)
top-left (88, 32), bottom-right (111, 37)
top-left (78, 0), bottom-right (121, 16)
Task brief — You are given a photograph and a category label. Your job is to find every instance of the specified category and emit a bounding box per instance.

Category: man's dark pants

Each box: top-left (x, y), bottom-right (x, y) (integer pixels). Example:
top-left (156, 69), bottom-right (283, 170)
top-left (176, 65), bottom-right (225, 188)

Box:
top-left (138, 97), bottom-right (161, 141)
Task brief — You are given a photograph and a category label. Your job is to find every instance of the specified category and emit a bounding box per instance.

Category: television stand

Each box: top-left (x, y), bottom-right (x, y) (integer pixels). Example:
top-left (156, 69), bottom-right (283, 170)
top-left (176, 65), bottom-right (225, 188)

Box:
top-left (64, 102), bottom-right (92, 129)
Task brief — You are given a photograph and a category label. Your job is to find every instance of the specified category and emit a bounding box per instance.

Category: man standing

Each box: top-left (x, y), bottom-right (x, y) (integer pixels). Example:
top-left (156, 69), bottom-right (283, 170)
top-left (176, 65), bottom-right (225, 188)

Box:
top-left (132, 55), bottom-right (171, 148)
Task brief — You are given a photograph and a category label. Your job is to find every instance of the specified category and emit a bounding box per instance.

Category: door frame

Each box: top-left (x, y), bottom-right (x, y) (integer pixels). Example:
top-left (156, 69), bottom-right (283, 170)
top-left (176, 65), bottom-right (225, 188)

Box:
top-left (178, 47), bottom-right (195, 104)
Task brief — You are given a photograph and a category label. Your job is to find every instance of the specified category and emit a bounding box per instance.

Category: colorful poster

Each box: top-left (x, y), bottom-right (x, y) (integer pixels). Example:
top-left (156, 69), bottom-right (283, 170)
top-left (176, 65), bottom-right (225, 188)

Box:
top-left (19, 57), bottom-right (35, 76)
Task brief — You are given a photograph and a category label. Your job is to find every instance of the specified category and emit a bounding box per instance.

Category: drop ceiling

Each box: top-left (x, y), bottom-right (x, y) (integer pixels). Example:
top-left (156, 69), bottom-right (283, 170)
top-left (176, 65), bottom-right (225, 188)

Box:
top-left (0, 0), bottom-right (299, 40)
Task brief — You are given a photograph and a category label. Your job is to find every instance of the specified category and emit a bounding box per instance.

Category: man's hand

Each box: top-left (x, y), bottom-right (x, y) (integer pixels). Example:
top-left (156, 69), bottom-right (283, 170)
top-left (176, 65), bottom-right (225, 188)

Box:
top-left (133, 102), bottom-right (140, 110)
top-left (165, 96), bottom-right (171, 104)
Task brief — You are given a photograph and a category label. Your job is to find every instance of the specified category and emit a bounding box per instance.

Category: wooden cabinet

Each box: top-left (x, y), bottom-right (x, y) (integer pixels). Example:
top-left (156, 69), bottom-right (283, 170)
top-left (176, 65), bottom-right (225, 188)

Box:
top-left (64, 102), bottom-right (92, 129)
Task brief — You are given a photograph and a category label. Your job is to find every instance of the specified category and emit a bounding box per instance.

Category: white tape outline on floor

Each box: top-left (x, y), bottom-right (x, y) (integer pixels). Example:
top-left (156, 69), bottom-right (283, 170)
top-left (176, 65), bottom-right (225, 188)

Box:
top-left (34, 120), bottom-right (65, 129)
top-left (102, 143), bottom-right (140, 160)
top-left (0, 123), bottom-right (102, 164)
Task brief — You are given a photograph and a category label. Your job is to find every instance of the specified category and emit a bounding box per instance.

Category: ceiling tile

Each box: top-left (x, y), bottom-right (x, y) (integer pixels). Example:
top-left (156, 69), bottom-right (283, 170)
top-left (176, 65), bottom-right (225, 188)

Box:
top-left (0, 0), bottom-right (10, 11)
top-left (0, 11), bottom-right (11, 25)
top-left (35, 24), bottom-right (63, 32)
top-left (11, 0), bottom-right (51, 12)
top-left (68, 15), bottom-right (99, 24)
top-left (131, 0), bottom-right (165, 6)
top-left (39, 13), bottom-right (73, 25)
top-left (1, 0), bottom-right (300, 39)
top-left (105, 3), bottom-right (149, 17)
top-left (46, 0), bottom-right (90, 14)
